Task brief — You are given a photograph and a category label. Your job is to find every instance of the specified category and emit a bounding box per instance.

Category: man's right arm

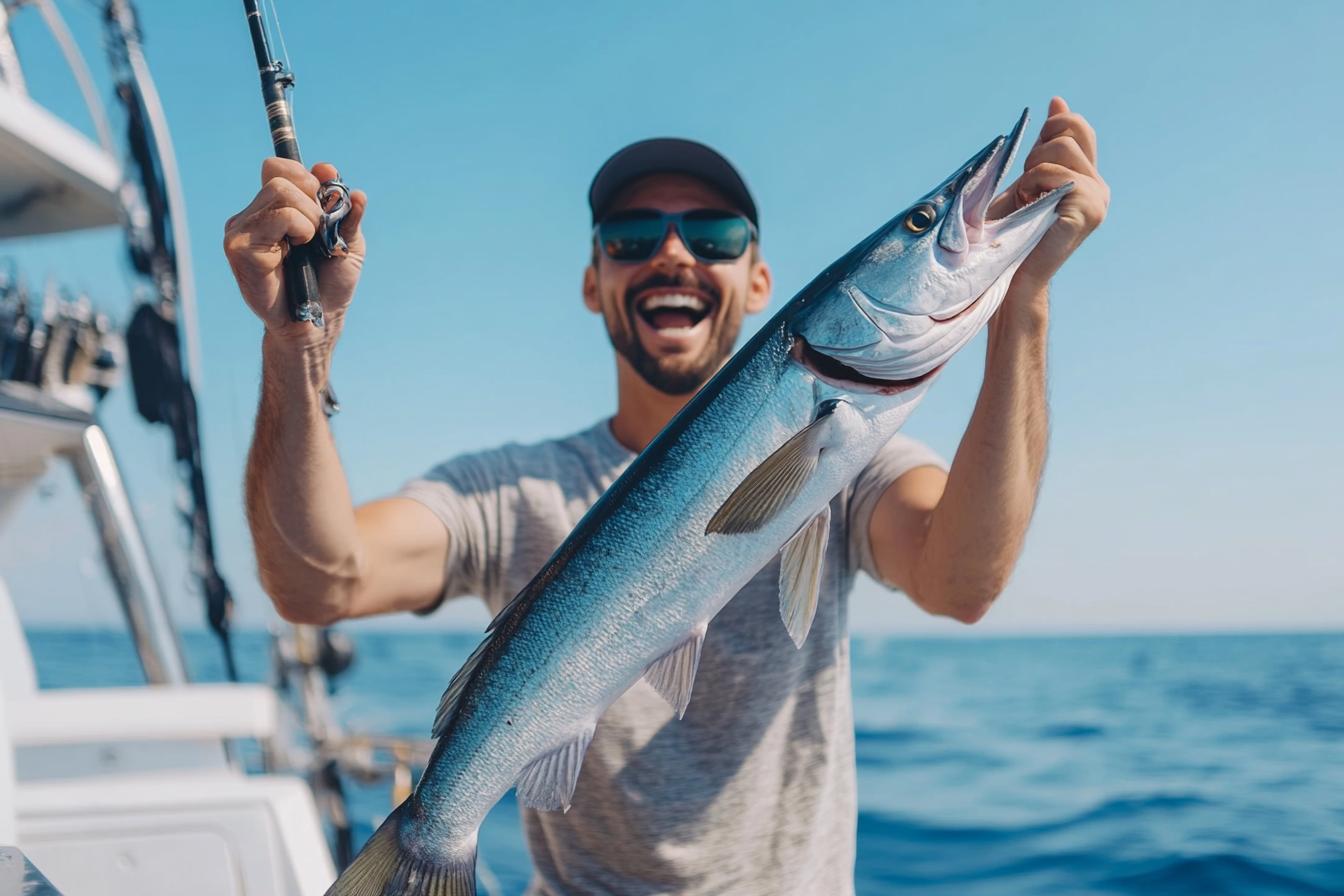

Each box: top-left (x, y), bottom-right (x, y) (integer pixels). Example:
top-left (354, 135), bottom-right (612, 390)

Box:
top-left (227, 158), bottom-right (448, 624)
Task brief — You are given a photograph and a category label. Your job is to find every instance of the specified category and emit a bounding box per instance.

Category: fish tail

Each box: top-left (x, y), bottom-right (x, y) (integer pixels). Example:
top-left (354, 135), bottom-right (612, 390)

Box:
top-left (325, 802), bottom-right (478, 896)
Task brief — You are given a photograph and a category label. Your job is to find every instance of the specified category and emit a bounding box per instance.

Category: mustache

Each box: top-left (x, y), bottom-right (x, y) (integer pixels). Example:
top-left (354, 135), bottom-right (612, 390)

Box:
top-left (623, 271), bottom-right (721, 310)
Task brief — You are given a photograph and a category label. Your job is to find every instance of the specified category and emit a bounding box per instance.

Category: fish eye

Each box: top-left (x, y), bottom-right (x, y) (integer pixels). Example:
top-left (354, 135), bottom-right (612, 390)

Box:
top-left (904, 204), bottom-right (937, 233)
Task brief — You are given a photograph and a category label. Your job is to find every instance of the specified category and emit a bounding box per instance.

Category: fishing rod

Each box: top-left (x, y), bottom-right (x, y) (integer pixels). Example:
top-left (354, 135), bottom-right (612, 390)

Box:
top-left (242, 1), bottom-right (366, 865)
top-left (241, 0), bottom-right (351, 330)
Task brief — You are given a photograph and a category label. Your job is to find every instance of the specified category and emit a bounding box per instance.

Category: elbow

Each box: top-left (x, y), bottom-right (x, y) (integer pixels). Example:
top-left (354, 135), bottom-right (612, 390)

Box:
top-left (260, 568), bottom-right (355, 627)
top-left (943, 598), bottom-right (994, 626)
top-left (910, 578), bottom-right (1006, 626)
top-left (271, 595), bottom-right (346, 627)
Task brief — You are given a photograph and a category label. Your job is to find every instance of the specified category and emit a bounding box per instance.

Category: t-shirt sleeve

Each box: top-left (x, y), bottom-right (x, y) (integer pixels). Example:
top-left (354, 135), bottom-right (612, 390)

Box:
top-left (846, 433), bottom-right (949, 589)
top-left (397, 452), bottom-right (509, 614)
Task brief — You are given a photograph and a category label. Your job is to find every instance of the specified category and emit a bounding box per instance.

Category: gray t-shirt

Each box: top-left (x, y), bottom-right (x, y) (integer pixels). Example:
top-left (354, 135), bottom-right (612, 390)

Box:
top-left (400, 419), bottom-right (945, 896)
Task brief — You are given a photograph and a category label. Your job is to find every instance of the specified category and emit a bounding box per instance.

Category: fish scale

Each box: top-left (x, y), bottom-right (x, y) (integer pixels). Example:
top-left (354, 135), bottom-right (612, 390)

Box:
top-left (328, 108), bottom-right (1072, 896)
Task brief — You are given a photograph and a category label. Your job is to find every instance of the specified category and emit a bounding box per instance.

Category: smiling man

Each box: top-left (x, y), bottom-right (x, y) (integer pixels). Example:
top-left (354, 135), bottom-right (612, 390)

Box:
top-left (224, 97), bottom-right (1107, 896)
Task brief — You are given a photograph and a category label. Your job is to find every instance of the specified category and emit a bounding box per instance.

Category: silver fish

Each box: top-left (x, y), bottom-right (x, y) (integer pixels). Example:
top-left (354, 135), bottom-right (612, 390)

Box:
top-left (329, 109), bottom-right (1071, 896)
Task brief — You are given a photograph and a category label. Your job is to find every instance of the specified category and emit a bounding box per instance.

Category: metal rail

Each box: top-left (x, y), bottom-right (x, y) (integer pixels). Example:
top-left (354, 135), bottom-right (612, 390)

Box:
top-left (63, 424), bottom-right (188, 685)
top-left (30, 0), bottom-right (116, 157)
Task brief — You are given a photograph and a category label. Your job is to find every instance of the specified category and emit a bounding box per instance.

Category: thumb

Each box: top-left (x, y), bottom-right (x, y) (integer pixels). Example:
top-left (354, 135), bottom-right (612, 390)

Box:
top-left (1048, 96), bottom-right (1070, 117)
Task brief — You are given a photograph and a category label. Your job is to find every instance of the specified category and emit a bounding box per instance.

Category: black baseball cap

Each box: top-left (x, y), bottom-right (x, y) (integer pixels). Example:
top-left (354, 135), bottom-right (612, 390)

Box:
top-left (589, 138), bottom-right (758, 228)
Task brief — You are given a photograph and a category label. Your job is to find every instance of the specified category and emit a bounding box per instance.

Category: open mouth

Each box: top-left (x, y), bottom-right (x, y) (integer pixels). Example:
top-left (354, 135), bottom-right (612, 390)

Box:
top-left (635, 292), bottom-right (715, 333)
top-left (791, 335), bottom-right (942, 395)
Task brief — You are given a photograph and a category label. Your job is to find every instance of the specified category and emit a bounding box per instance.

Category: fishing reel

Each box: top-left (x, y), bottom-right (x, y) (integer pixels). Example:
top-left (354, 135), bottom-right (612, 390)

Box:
top-left (317, 178), bottom-right (352, 258)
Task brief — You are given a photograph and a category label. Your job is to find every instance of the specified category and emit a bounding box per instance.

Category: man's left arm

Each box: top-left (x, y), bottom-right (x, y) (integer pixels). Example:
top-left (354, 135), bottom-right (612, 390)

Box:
top-left (868, 97), bottom-right (1110, 623)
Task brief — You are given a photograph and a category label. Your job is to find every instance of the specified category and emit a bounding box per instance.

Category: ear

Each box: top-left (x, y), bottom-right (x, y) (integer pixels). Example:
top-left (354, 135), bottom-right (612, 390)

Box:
top-left (745, 260), bottom-right (772, 314)
top-left (582, 263), bottom-right (602, 313)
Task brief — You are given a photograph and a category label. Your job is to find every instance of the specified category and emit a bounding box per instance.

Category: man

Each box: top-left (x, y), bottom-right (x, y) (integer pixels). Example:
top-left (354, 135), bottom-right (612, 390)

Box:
top-left (224, 96), bottom-right (1107, 895)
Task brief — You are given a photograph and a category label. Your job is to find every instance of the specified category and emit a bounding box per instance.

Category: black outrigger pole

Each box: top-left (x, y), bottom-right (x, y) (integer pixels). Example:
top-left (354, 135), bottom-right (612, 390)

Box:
top-left (103, 0), bottom-right (239, 681)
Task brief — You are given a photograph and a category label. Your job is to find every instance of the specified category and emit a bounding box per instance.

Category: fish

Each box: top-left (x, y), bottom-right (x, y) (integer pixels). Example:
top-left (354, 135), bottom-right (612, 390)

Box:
top-left (327, 109), bottom-right (1071, 896)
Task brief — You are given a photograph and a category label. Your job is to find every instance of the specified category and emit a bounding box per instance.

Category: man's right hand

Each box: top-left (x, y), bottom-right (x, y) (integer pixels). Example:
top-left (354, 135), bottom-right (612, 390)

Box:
top-left (224, 158), bottom-right (368, 344)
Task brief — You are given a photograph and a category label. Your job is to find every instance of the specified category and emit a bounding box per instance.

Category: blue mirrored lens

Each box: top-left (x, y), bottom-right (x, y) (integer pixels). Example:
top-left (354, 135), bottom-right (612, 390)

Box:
top-left (680, 211), bottom-right (752, 261)
top-left (599, 212), bottom-right (665, 261)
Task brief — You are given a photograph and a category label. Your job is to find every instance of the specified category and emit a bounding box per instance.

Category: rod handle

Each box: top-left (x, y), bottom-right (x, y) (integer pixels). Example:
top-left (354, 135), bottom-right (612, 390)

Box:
top-left (284, 240), bottom-right (324, 327)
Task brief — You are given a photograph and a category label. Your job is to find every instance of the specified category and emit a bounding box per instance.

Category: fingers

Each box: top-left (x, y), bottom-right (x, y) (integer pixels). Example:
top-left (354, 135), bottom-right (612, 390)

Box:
top-left (311, 160), bottom-right (340, 184)
top-left (261, 157), bottom-right (321, 197)
top-left (986, 131), bottom-right (1098, 221)
top-left (246, 176), bottom-right (323, 243)
top-left (268, 204), bottom-right (318, 247)
top-left (223, 176), bottom-right (321, 284)
top-left (1012, 162), bottom-right (1079, 206)
top-left (1021, 134), bottom-right (1098, 182)
top-left (1016, 161), bottom-right (1110, 238)
top-left (224, 204), bottom-right (317, 268)
top-left (1034, 99), bottom-right (1097, 165)
top-left (1004, 98), bottom-right (1110, 283)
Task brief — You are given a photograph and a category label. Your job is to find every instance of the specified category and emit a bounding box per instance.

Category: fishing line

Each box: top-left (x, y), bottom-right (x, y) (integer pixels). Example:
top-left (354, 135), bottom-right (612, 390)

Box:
top-left (263, 0), bottom-right (295, 121)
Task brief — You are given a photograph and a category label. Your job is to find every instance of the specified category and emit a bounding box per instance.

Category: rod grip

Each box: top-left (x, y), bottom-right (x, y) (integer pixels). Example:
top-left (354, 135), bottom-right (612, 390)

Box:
top-left (284, 240), bottom-right (325, 327)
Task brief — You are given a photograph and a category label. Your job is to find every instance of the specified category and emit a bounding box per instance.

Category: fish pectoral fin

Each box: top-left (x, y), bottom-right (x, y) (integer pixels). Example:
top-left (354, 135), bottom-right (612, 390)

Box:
top-left (515, 724), bottom-right (597, 813)
top-left (642, 622), bottom-right (709, 719)
top-left (432, 631), bottom-right (494, 739)
top-left (705, 402), bottom-right (843, 536)
top-left (779, 504), bottom-right (831, 648)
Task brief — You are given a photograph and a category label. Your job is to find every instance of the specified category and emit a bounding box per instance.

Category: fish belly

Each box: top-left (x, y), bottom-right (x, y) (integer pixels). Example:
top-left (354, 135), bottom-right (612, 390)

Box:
top-left (411, 345), bottom-right (933, 850)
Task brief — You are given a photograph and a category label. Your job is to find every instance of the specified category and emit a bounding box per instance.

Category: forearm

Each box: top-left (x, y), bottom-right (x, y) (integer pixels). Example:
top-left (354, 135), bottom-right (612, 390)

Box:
top-left (911, 279), bottom-right (1050, 621)
top-left (246, 314), bottom-right (362, 624)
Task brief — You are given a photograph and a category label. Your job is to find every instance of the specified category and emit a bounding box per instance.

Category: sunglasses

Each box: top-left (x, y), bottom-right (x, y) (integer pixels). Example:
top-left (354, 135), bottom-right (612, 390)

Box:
top-left (596, 208), bottom-right (757, 264)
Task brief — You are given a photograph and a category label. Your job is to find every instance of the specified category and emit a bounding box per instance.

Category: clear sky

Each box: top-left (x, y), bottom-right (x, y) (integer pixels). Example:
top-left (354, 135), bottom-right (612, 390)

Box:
top-left (1, 0), bottom-right (1340, 636)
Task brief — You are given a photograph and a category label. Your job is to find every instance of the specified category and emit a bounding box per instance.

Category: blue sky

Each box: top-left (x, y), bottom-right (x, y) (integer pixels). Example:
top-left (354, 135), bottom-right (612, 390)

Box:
top-left (1, 0), bottom-right (1340, 635)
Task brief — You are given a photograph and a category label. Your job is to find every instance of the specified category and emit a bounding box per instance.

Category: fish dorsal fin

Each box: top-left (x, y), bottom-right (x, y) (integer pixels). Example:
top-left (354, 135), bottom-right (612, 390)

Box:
top-left (485, 582), bottom-right (530, 634)
top-left (431, 632), bottom-right (494, 738)
top-left (642, 623), bottom-right (709, 719)
top-left (440, 581), bottom-right (536, 737)
top-left (779, 504), bottom-right (831, 648)
top-left (516, 724), bottom-right (597, 813)
top-left (706, 401), bottom-right (844, 536)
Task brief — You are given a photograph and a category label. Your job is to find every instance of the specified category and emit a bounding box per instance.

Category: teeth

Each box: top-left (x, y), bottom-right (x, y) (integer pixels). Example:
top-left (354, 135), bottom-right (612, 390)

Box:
top-left (639, 293), bottom-right (708, 313)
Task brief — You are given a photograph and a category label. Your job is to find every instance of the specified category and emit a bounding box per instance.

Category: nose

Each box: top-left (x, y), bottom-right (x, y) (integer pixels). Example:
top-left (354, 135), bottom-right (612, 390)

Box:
top-left (651, 221), bottom-right (696, 269)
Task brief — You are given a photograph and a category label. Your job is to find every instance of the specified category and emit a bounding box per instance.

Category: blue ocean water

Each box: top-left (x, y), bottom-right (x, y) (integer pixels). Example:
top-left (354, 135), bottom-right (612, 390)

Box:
top-left (24, 630), bottom-right (1344, 895)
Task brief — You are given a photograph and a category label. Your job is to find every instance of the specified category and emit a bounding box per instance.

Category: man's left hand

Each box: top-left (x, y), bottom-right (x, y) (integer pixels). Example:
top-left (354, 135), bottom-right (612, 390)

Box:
top-left (987, 96), bottom-right (1110, 288)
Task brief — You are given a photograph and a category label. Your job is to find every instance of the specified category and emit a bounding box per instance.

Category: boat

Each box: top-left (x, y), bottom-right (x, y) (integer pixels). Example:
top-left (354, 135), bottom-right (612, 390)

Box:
top-left (0, 3), bottom-right (429, 892)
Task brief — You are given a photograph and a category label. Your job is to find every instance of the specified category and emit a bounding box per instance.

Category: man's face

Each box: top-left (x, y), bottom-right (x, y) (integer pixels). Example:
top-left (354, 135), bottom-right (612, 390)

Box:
top-left (584, 174), bottom-right (772, 395)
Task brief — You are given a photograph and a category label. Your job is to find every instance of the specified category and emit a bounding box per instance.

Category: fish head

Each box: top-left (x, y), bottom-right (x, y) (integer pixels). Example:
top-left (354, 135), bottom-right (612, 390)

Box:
top-left (793, 109), bottom-right (1072, 389)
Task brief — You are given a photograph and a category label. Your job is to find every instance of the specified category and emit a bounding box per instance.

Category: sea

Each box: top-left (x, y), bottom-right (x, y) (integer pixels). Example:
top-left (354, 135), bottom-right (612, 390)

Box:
top-left (24, 629), bottom-right (1344, 895)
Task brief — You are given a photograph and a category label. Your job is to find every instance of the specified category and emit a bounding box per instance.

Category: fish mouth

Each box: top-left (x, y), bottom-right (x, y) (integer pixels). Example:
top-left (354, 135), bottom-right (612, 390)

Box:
top-left (792, 335), bottom-right (942, 395)
top-left (927, 108), bottom-right (1072, 320)
top-left (939, 109), bottom-right (1030, 255)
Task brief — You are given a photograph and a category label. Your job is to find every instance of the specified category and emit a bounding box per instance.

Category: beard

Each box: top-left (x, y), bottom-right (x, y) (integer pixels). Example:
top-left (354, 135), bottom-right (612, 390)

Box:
top-left (604, 270), bottom-right (742, 396)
